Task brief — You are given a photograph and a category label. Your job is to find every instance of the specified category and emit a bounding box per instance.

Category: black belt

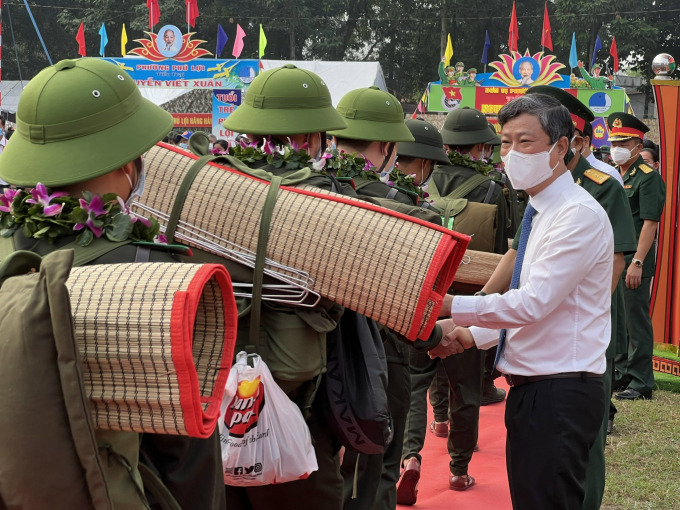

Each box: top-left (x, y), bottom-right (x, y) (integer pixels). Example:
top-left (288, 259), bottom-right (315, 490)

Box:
top-left (504, 372), bottom-right (602, 388)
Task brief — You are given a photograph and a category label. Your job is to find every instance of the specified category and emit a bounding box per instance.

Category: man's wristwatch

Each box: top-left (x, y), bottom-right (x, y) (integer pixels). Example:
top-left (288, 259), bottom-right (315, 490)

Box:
top-left (474, 291), bottom-right (487, 297)
top-left (632, 258), bottom-right (643, 268)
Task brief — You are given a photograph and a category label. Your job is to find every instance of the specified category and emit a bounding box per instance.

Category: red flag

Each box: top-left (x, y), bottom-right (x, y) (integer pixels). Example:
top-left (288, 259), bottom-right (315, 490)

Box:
top-left (541, 2), bottom-right (553, 51)
top-left (610, 37), bottom-right (619, 73)
top-left (147, 0), bottom-right (160, 30)
top-left (76, 22), bottom-right (86, 57)
top-left (508, 1), bottom-right (519, 53)
top-left (186, 0), bottom-right (199, 28)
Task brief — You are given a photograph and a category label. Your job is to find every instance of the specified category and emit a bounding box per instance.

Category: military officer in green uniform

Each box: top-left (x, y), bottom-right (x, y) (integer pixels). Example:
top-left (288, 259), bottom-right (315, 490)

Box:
top-left (577, 62), bottom-right (614, 89)
top-left (484, 87), bottom-right (637, 510)
top-left (0, 58), bottom-right (227, 510)
top-left (608, 113), bottom-right (666, 401)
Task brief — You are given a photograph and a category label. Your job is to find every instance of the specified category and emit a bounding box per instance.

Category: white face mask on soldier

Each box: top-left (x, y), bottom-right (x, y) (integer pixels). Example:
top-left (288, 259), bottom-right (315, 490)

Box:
top-left (611, 145), bottom-right (640, 165)
top-left (501, 142), bottom-right (559, 190)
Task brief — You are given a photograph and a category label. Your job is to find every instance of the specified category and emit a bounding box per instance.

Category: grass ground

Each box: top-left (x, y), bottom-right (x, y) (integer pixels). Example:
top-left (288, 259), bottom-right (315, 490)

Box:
top-left (601, 364), bottom-right (680, 510)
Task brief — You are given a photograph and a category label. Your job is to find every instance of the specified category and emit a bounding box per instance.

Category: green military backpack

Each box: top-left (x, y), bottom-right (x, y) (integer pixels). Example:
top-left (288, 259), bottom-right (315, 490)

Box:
top-left (0, 243), bottom-right (181, 510)
top-left (426, 173), bottom-right (498, 253)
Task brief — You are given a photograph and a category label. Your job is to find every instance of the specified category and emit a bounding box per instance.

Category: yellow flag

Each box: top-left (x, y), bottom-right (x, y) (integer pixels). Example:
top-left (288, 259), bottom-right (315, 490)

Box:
top-left (444, 33), bottom-right (454, 67)
top-left (259, 24), bottom-right (267, 59)
top-left (121, 24), bottom-right (128, 57)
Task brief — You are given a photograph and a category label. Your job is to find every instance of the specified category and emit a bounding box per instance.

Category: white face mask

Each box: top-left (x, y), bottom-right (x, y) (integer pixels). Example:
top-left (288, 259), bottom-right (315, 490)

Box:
top-left (501, 142), bottom-right (559, 190)
top-left (611, 145), bottom-right (640, 165)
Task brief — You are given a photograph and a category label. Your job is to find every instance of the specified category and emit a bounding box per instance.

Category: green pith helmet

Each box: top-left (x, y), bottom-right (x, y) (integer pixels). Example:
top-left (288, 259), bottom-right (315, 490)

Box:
top-left (223, 64), bottom-right (346, 136)
top-left (468, 68), bottom-right (478, 74)
top-left (592, 63), bottom-right (602, 70)
top-left (327, 86), bottom-right (414, 142)
top-left (0, 59), bottom-right (173, 188)
top-left (599, 145), bottom-right (611, 154)
top-left (456, 62), bottom-right (465, 68)
top-left (441, 107), bottom-right (496, 146)
top-left (487, 122), bottom-right (501, 146)
top-left (397, 118), bottom-right (449, 164)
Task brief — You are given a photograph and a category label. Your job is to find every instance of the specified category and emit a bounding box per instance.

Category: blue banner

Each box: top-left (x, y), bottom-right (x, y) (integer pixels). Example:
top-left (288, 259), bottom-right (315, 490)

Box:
top-left (101, 57), bottom-right (259, 89)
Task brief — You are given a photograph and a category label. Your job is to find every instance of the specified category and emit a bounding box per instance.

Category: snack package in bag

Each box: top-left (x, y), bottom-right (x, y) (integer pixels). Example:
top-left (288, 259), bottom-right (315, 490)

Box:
top-left (219, 351), bottom-right (318, 486)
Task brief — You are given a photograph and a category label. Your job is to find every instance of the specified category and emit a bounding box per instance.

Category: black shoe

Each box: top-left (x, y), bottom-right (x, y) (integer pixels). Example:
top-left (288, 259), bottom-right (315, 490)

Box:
top-left (607, 419), bottom-right (613, 435)
top-left (481, 385), bottom-right (506, 406)
top-left (615, 388), bottom-right (652, 401)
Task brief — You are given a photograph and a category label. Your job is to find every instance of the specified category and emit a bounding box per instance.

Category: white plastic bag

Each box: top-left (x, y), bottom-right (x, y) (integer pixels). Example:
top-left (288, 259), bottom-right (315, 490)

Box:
top-left (219, 351), bottom-right (318, 486)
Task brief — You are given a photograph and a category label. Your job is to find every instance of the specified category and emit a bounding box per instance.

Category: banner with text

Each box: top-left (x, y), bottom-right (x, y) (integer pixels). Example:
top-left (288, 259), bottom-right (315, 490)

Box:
top-left (172, 113), bottom-right (213, 128)
top-left (212, 89), bottom-right (242, 141)
top-left (427, 84), bottom-right (627, 117)
top-left (101, 58), bottom-right (259, 89)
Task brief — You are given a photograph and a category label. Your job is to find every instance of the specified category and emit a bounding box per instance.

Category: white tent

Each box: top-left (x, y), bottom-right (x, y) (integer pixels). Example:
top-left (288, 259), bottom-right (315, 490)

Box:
top-left (1, 80), bottom-right (30, 115)
top-left (260, 60), bottom-right (386, 105)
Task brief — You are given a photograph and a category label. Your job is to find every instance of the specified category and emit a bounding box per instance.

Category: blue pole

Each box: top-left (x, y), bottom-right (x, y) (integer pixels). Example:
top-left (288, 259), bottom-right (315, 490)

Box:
top-left (21, 0), bottom-right (53, 65)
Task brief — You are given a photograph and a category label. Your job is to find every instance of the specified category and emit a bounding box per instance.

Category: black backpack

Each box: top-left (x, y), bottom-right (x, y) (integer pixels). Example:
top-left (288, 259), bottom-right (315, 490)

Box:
top-left (324, 310), bottom-right (393, 454)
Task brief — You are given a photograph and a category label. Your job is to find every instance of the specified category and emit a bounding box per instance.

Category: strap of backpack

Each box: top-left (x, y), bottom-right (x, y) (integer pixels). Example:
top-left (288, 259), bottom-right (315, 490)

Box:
top-left (245, 175), bottom-right (283, 359)
top-left (67, 238), bottom-right (133, 266)
top-left (483, 179), bottom-right (497, 204)
top-left (0, 234), bottom-right (130, 267)
top-left (137, 463), bottom-right (182, 510)
top-left (445, 173), bottom-right (491, 200)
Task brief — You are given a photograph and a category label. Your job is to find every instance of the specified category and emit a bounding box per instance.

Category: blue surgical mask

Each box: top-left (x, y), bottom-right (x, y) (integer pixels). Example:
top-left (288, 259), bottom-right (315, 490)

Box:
top-left (379, 157), bottom-right (398, 183)
top-left (180, 143), bottom-right (188, 149)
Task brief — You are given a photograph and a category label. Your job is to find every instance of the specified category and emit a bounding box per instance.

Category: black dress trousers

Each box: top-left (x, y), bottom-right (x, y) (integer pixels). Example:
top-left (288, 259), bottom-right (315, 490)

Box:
top-left (505, 377), bottom-right (604, 510)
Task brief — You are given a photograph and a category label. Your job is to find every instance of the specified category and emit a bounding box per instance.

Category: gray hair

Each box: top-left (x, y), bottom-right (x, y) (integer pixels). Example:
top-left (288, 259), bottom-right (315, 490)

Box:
top-left (498, 94), bottom-right (574, 143)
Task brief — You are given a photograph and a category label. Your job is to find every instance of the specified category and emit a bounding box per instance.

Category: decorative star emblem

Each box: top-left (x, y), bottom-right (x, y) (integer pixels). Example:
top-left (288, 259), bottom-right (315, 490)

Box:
top-left (613, 118), bottom-right (623, 128)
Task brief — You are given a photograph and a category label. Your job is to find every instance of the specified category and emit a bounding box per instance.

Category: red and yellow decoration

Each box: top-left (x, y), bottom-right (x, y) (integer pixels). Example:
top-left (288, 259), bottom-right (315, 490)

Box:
top-left (128, 31), bottom-right (212, 62)
top-left (489, 50), bottom-right (565, 87)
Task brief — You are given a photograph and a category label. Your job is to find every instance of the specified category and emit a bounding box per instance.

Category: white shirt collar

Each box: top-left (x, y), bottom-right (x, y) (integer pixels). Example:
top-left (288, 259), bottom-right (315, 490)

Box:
top-left (527, 170), bottom-right (573, 215)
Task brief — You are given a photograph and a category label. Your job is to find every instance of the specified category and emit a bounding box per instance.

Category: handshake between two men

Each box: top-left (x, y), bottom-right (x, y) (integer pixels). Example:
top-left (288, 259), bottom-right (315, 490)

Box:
top-left (429, 293), bottom-right (475, 360)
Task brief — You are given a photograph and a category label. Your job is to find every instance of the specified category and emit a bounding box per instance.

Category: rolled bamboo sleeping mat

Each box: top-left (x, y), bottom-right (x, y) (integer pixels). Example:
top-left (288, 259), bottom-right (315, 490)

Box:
top-left (454, 250), bottom-right (503, 286)
top-left (136, 144), bottom-right (470, 341)
top-left (66, 262), bottom-right (238, 438)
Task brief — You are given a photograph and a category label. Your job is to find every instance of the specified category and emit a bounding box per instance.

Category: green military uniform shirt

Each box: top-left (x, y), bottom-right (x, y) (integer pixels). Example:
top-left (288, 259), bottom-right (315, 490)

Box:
top-left (513, 157), bottom-right (637, 357)
top-left (620, 154), bottom-right (666, 277)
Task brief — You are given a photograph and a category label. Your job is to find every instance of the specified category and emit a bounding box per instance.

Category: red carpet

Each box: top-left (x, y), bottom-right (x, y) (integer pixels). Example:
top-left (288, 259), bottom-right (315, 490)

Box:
top-left (399, 380), bottom-right (512, 509)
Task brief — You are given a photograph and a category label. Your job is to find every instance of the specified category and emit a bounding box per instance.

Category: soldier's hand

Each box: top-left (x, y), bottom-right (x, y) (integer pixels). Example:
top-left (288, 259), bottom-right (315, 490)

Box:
top-left (626, 264), bottom-right (643, 289)
top-left (577, 60), bottom-right (584, 68)
top-left (429, 326), bottom-right (473, 359)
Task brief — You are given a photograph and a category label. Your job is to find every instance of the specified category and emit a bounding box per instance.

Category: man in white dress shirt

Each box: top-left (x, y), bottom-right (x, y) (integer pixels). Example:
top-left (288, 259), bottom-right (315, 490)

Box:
top-left (581, 122), bottom-right (623, 185)
top-left (437, 94), bottom-right (613, 510)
